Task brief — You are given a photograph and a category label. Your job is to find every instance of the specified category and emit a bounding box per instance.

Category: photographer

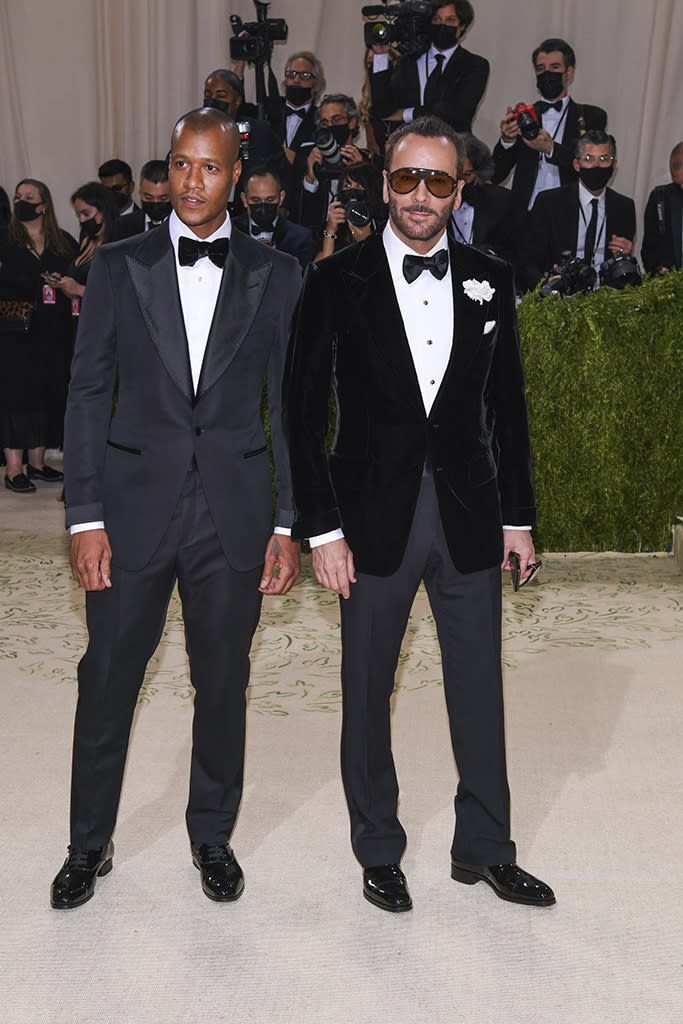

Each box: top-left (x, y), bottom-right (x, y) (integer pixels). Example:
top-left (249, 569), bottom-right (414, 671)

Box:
top-left (232, 165), bottom-right (316, 269)
top-left (519, 131), bottom-right (636, 294)
top-left (274, 52), bottom-right (326, 167)
top-left (492, 39), bottom-right (607, 216)
top-left (450, 135), bottom-right (517, 264)
top-left (316, 161), bottom-right (386, 260)
top-left (641, 141), bottom-right (683, 274)
top-left (369, 1), bottom-right (489, 133)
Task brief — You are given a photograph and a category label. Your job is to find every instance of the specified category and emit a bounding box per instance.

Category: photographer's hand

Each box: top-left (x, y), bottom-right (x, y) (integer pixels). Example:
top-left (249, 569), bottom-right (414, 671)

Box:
top-left (341, 143), bottom-right (364, 164)
top-left (500, 109), bottom-right (520, 142)
top-left (305, 146), bottom-right (322, 184)
top-left (607, 235), bottom-right (633, 255)
top-left (523, 128), bottom-right (554, 155)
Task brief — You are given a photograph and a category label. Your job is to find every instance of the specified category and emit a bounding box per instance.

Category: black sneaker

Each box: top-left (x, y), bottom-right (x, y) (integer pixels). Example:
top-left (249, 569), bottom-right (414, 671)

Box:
top-left (5, 473), bottom-right (37, 493)
top-left (27, 464), bottom-right (64, 482)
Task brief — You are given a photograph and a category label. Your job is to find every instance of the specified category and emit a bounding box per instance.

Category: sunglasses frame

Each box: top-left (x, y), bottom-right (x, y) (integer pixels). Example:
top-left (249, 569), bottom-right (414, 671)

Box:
top-left (387, 166), bottom-right (459, 199)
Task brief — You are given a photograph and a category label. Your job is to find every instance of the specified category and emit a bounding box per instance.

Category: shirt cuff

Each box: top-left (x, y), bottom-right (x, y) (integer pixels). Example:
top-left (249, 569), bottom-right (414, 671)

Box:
top-left (70, 521), bottom-right (105, 534)
top-left (273, 526), bottom-right (292, 536)
top-left (372, 53), bottom-right (390, 73)
top-left (309, 528), bottom-right (345, 548)
top-left (499, 136), bottom-right (515, 149)
top-left (303, 177), bottom-right (319, 193)
top-left (402, 107), bottom-right (414, 123)
top-left (503, 525), bottom-right (532, 530)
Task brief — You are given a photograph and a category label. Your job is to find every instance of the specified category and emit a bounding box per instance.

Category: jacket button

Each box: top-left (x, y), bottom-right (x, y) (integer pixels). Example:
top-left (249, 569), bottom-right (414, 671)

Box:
top-left (195, 427), bottom-right (202, 436)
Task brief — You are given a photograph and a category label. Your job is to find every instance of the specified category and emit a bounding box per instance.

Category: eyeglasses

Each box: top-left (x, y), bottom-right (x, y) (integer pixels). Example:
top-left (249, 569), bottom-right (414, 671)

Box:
top-left (577, 154), bottom-right (615, 166)
top-left (319, 115), bottom-right (349, 128)
top-left (508, 551), bottom-right (543, 591)
top-left (387, 167), bottom-right (458, 198)
top-left (284, 69), bottom-right (316, 81)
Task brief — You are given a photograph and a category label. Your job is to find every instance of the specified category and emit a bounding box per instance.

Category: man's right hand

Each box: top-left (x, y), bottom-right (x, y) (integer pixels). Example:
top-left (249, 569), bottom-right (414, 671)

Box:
top-left (70, 529), bottom-right (112, 591)
top-left (312, 538), bottom-right (357, 599)
top-left (305, 146), bottom-right (322, 183)
top-left (500, 108), bottom-right (520, 142)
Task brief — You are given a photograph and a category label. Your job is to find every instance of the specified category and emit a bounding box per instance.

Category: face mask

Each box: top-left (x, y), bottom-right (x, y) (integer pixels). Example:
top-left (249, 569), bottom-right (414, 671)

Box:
top-left (536, 70), bottom-right (565, 100)
top-left (461, 182), bottom-right (478, 205)
top-left (286, 84), bottom-right (312, 108)
top-left (328, 124), bottom-right (350, 148)
top-left (340, 189), bottom-right (366, 206)
top-left (248, 202), bottom-right (279, 231)
top-left (80, 214), bottom-right (101, 239)
top-left (110, 189), bottom-right (130, 210)
top-left (141, 200), bottom-right (172, 223)
top-left (578, 165), bottom-right (613, 192)
top-left (204, 97), bottom-right (230, 114)
top-left (14, 199), bottom-right (43, 222)
top-left (430, 23), bottom-right (460, 51)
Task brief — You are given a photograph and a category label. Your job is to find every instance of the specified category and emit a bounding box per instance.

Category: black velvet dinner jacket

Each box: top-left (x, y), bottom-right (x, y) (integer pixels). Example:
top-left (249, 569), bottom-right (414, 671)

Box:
top-left (285, 231), bottom-right (536, 576)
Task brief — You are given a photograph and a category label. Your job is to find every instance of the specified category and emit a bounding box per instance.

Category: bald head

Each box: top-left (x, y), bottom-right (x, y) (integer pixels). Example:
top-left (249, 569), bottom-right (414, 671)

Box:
top-left (169, 108), bottom-right (242, 238)
top-left (172, 107), bottom-right (239, 153)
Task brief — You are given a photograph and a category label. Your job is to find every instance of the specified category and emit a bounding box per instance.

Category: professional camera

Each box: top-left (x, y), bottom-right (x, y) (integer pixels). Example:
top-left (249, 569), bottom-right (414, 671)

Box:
top-left (539, 251), bottom-right (597, 297)
top-left (236, 121), bottom-right (251, 163)
top-left (362, 1), bottom-right (432, 57)
top-left (511, 102), bottom-right (540, 141)
top-left (313, 127), bottom-right (344, 180)
top-left (599, 252), bottom-right (642, 290)
top-left (230, 1), bottom-right (287, 63)
top-left (344, 196), bottom-right (372, 229)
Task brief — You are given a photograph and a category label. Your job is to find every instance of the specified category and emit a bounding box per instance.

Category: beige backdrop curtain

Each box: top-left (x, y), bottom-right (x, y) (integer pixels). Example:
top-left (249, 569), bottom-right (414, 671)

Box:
top-left (0, 0), bottom-right (681, 234)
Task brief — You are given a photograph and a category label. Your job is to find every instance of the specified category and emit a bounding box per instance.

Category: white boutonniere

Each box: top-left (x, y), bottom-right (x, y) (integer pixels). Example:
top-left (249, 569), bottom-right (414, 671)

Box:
top-left (463, 278), bottom-right (495, 304)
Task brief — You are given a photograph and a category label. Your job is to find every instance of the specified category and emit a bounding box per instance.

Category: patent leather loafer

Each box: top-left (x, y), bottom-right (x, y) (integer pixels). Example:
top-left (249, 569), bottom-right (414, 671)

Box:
top-left (5, 472), bottom-right (36, 493)
top-left (50, 841), bottom-right (114, 909)
top-left (363, 863), bottom-right (413, 912)
top-left (451, 859), bottom-right (555, 907)
top-left (27, 463), bottom-right (64, 482)
top-left (191, 843), bottom-right (244, 902)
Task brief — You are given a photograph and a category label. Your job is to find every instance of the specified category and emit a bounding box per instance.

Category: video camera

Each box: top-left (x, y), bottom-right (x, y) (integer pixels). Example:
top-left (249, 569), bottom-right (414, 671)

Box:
top-left (230, 1), bottom-right (287, 63)
top-left (362, 0), bottom-right (432, 57)
top-left (539, 251), bottom-right (597, 298)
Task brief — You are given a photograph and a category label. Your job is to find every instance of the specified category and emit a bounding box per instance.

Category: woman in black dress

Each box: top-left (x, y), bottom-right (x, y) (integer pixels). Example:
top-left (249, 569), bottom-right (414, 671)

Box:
top-left (0, 179), bottom-right (77, 493)
top-left (53, 182), bottom-right (118, 304)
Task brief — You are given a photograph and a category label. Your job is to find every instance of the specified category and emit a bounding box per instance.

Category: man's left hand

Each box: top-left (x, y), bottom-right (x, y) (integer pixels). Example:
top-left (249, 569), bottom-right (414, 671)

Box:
top-left (341, 144), bottom-right (364, 164)
top-left (607, 235), bottom-right (633, 255)
top-left (502, 529), bottom-right (536, 582)
top-left (259, 534), bottom-right (300, 595)
top-left (522, 128), bottom-right (554, 155)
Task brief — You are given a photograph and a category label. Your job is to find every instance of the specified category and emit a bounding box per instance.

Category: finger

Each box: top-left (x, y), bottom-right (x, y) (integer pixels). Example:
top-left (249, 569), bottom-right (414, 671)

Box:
top-left (259, 554), bottom-right (276, 590)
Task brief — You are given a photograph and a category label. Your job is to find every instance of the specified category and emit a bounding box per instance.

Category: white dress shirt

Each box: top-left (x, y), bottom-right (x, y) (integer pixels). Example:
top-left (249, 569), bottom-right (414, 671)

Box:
top-left (285, 101), bottom-right (312, 147)
top-left (500, 94), bottom-right (571, 209)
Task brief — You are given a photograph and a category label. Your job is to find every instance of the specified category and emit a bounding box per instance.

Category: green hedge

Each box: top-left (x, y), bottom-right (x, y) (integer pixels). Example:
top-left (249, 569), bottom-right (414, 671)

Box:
top-left (518, 269), bottom-right (683, 551)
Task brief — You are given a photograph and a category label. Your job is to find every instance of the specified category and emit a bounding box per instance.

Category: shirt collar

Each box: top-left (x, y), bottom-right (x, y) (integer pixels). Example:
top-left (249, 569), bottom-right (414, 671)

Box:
top-left (578, 181), bottom-right (607, 208)
top-left (169, 208), bottom-right (231, 253)
top-left (428, 42), bottom-right (459, 62)
top-left (286, 100), bottom-right (312, 115)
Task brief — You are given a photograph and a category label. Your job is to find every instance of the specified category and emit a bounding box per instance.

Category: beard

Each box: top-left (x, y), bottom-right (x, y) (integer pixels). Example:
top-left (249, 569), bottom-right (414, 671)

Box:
top-left (388, 194), bottom-right (454, 244)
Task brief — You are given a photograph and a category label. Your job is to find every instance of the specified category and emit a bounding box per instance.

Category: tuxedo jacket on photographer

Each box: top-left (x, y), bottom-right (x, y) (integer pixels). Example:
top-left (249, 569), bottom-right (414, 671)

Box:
top-left (370, 46), bottom-right (489, 133)
top-left (232, 211), bottom-right (316, 269)
top-left (64, 222), bottom-right (301, 572)
top-left (453, 182), bottom-right (518, 265)
top-left (492, 99), bottom-right (607, 214)
top-left (285, 231), bottom-right (536, 576)
top-left (518, 181), bottom-right (636, 292)
top-left (641, 182), bottom-right (683, 273)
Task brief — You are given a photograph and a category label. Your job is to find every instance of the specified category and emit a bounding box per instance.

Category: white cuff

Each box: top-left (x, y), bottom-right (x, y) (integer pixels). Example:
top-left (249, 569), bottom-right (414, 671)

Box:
top-left (499, 136), bottom-right (515, 150)
top-left (303, 177), bottom-right (319, 193)
top-left (309, 528), bottom-right (345, 548)
top-left (273, 526), bottom-right (292, 536)
top-left (402, 107), bottom-right (414, 123)
top-left (503, 525), bottom-right (532, 531)
top-left (70, 521), bottom-right (105, 534)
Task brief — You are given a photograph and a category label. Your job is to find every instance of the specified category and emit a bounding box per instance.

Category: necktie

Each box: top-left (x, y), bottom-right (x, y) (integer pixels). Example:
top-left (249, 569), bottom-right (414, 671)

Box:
top-left (538, 100), bottom-right (562, 113)
top-left (178, 236), bottom-right (230, 268)
top-left (583, 198), bottom-right (599, 265)
top-left (423, 53), bottom-right (445, 108)
top-left (402, 249), bottom-right (449, 284)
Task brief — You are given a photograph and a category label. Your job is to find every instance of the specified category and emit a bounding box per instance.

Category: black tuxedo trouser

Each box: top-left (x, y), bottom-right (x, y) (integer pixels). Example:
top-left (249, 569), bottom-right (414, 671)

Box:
top-left (339, 472), bottom-right (516, 868)
top-left (69, 466), bottom-right (263, 849)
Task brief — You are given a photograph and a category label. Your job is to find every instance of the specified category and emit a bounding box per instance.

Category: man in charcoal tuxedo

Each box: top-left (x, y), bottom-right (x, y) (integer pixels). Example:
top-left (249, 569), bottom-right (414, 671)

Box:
top-left (370, 1), bottom-right (488, 134)
top-left (518, 130), bottom-right (636, 293)
top-left (50, 108), bottom-right (301, 909)
top-left (285, 116), bottom-right (555, 913)
top-left (641, 141), bottom-right (683, 274)
top-left (492, 38), bottom-right (607, 216)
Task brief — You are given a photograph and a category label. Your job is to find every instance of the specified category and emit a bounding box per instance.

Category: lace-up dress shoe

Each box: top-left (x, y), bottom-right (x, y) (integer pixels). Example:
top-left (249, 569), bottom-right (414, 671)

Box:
top-left (5, 472), bottom-right (36, 493)
top-left (27, 463), bottom-right (64, 482)
top-left (451, 859), bottom-right (555, 907)
top-left (50, 841), bottom-right (114, 909)
top-left (363, 864), bottom-right (413, 912)
top-left (191, 843), bottom-right (244, 902)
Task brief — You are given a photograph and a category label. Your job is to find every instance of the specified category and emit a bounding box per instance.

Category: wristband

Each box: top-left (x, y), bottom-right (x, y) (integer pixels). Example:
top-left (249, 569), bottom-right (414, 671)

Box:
top-left (322, 230), bottom-right (337, 239)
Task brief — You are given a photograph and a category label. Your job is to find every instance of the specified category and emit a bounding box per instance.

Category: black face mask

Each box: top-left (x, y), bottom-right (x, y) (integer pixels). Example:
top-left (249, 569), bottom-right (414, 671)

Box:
top-left (430, 23), bottom-right (460, 51)
top-left (248, 202), bottom-right (279, 232)
top-left (328, 124), bottom-right (350, 148)
top-left (204, 97), bottom-right (230, 114)
top-left (141, 200), bottom-right (172, 223)
top-left (536, 70), bottom-right (565, 100)
top-left (13, 199), bottom-right (43, 222)
top-left (80, 214), bottom-right (101, 240)
top-left (109, 188), bottom-right (130, 210)
top-left (461, 182), bottom-right (478, 205)
top-left (286, 84), bottom-right (312, 108)
top-left (340, 188), bottom-right (366, 206)
top-left (578, 165), bottom-right (613, 192)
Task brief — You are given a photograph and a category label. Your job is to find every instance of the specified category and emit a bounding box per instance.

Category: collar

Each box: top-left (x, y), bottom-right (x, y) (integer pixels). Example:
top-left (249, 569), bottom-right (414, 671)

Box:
top-left (539, 93), bottom-right (570, 111)
top-left (168, 208), bottom-right (231, 254)
top-left (119, 201), bottom-right (135, 216)
top-left (383, 220), bottom-right (448, 270)
top-left (286, 100), bottom-right (312, 116)
top-left (578, 180), bottom-right (607, 208)
top-left (428, 42), bottom-right (459, 61)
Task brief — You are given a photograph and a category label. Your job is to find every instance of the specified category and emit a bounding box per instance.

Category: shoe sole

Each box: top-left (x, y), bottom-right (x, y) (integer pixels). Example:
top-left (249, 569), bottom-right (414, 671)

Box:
top-left (192, 859), bottom-right (244, 902)
top-left (50, 857), bottom-right (113, 909)
top-left (363, 889), bottom-right (413, 913)
top-left (450, 863), bottom-right (555, 907)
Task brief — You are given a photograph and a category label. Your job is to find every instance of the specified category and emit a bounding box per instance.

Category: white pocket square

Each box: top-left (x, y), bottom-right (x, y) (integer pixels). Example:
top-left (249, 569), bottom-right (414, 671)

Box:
top-left (484, 320), bottom-right (496, 335)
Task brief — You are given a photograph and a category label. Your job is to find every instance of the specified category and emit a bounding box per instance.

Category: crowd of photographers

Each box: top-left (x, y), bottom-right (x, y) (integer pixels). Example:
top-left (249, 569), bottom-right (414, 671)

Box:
top-left (2, 1), bottom-right (682, 491)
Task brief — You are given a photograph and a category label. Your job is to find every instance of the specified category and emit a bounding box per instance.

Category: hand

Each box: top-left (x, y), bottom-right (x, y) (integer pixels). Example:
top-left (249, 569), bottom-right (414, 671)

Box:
top-left (501, 530), bottom-right (536, 584)
top-left (43, 272), bottom-right (62, 286)
top-left (325, 200), bottom-right (346, 234)
top-left (500, 108), bottom-right (520, 142)
top-left (70, 529), bottom-right (112, 591)
top-left (523, 128), bottom-right (553, 155)
top-left (607, 235), bottom-right (633, 256)
top-left (312, 538), bottom-right (357, 599)
top-left (259, 534), bottom-right (300, 595)
top-left (341, 144), bottom-right (364, 165)
top-left (57, 275), bottom-right (84, 299)
top-left (305, 146), bottom-right (322, 183)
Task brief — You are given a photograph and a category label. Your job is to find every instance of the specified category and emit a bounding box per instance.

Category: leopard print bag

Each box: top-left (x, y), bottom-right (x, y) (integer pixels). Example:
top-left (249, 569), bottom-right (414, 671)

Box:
top-left (0, 299), bottom-right (36, 333)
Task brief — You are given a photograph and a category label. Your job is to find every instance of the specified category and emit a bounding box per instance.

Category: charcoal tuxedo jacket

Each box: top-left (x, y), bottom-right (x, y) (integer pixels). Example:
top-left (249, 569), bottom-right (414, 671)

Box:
top-left (64, 221), bottom-right (301, 572)
top-left (285, 231), bottom-right (536, 576)
top-left (641, 182), bottom-right (683, 273)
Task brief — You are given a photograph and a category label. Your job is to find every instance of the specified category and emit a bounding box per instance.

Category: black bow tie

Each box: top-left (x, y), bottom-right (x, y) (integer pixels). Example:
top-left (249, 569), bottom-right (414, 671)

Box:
top-left (178, 236), bottom-right (230, 268)
top-left (538, 100), bottom-right (562, 113)
top-left (402, 249), bottom-right (449, 284)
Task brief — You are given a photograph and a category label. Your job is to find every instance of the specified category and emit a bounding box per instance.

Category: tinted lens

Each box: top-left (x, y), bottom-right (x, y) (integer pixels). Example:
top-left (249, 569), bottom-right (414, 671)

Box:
top-left (425, 172), bottom-right (457, 198)
top-left (388, 168), bottom-right (456, 198)
top-left (389, 168), bottom-right (422, 194)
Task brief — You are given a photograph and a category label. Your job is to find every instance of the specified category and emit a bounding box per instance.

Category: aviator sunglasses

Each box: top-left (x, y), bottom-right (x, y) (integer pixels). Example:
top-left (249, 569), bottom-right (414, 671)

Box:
top-left (387, 166), bottom-right (459, 198)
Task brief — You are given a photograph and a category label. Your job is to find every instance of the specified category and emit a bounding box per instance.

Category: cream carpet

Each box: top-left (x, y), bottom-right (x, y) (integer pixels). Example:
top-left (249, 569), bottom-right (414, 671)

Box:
top-left (1, 470), bottom-right (681, 1024)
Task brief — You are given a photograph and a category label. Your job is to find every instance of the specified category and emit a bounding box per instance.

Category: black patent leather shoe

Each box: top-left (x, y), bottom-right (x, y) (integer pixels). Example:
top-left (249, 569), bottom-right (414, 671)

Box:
top-left (191, 843), bottom-right (244, 902)
top-left (451, 859), bottom-right (555, 906)
top-left (363, 864), bottom-right (413, 912)
top-left (50, 841), bottom-right (114, 909)
top-left (5, 473), bottom-right (36, 493)
top-left (27, 463), bottom-right (64, 482)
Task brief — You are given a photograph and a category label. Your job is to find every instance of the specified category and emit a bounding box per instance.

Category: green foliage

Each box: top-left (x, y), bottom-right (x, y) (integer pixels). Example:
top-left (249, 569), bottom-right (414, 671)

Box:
top-left (518, 270), bottom-right (683, 551)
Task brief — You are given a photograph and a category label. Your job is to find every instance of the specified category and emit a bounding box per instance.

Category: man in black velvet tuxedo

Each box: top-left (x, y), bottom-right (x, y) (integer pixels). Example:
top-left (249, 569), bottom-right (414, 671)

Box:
top-left (50, 107), bottom-right (301, 910)
top-left (519, 130), bottom-right (636, 293)
top-left (285, 115), bottom-right (555, 913)
top-left (642, 141), bottom-right (683, 274)
top-left (370, 1), bottom-right (488, 134)
top-left (492, 38), bottom-right (607, 217)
